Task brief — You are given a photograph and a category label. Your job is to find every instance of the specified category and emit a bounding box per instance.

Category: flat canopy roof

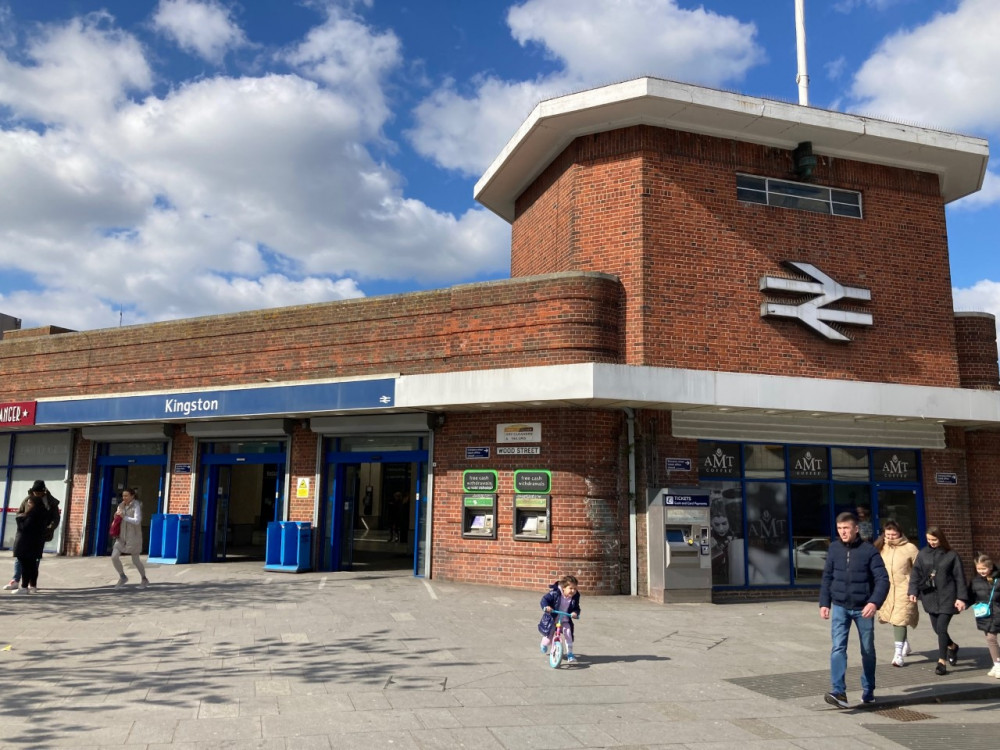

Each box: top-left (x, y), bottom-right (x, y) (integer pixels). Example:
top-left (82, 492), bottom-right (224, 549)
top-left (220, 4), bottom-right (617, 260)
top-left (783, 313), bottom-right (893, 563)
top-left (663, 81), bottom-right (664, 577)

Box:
top-left (474, 77), bottom-right (990, 222)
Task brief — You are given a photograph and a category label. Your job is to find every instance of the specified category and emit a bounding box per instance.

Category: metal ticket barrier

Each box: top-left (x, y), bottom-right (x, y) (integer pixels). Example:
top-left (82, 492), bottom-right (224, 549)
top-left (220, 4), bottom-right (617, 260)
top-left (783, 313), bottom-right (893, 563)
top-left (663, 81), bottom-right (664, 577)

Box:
top-left (647, 488), bottom-right (712, 603)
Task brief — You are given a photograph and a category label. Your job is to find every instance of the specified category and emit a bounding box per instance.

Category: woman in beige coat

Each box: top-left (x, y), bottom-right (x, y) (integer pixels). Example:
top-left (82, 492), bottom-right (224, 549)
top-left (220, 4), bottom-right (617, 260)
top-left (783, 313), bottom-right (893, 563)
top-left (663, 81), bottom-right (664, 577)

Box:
top-left (112, 488), bottom-right (149, 588)
top-left (875, 520), bottom-right (919, 666)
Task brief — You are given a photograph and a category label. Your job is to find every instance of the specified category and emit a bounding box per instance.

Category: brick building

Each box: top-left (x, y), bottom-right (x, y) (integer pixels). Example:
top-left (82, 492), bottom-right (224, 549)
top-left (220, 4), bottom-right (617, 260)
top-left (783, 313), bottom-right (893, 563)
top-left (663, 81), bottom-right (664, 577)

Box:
top-left (2, 77), bottom-right (997, 598)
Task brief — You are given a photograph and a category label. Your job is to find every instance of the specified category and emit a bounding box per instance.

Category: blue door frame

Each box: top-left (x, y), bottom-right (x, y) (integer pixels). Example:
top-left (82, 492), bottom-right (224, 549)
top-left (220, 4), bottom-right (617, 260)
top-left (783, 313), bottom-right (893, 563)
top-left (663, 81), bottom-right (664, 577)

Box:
top-left (197, 452), bottom-right (285, 562)
top-left (87, 454), bottom-right (166, 556)
top-left (321, 449), bottom-right (428, 575)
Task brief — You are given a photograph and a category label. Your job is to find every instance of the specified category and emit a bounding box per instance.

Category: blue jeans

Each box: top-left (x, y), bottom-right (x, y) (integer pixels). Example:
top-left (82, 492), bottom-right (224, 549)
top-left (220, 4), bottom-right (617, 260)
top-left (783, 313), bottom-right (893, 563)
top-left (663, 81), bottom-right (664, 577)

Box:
top-left (830, 605), bottom-right (876, 694)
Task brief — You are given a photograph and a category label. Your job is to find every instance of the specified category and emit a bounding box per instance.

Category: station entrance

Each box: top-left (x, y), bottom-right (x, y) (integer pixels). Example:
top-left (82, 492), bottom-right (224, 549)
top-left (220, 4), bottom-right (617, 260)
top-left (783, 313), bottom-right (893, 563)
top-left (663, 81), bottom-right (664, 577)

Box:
top-left (196, 440), bottom-right (285, 562)
top-left (320, 434), bottom-right (429, 575)
top-left (86, 441), bottom-right (167, 556)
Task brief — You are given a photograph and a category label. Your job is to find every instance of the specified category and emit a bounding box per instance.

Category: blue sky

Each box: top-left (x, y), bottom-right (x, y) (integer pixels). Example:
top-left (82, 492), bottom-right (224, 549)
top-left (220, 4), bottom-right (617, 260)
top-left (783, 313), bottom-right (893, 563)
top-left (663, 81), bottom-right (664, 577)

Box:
top-left (0, 0), bottom-right (997, 331)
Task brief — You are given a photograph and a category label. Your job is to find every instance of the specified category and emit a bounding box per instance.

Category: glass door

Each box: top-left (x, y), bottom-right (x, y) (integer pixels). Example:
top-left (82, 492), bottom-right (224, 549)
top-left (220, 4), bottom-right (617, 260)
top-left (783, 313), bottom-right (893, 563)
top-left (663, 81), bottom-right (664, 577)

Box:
top-left (875, 487), bottom-right (922, 543)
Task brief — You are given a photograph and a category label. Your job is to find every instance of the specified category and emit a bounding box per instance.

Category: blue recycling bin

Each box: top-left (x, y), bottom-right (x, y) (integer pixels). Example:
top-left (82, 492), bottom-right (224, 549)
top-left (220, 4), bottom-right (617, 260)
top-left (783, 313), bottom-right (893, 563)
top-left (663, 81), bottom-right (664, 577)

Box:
top-left (264, 521), bottom-right (312, 572)
top-left (147, 513), bottom-right (192, 564)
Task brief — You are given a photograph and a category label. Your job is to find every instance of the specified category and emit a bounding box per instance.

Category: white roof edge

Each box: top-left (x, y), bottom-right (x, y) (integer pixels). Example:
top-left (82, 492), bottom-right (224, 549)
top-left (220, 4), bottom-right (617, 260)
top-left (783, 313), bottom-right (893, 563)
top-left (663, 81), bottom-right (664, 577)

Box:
top-left (474, 77), bottom-right (990, 222)
top-left (396, 363), bottom-right (1000, 426)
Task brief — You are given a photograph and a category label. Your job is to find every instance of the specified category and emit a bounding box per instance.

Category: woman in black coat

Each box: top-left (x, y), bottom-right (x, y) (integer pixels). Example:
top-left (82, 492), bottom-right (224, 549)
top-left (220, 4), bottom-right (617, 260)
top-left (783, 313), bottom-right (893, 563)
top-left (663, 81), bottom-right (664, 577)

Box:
top-left (908, 526), bottom-right (968, 675)
top-left (12, 494), bottom-right (49, 594)
top-left (969, 553), bottom-right (1000, 678)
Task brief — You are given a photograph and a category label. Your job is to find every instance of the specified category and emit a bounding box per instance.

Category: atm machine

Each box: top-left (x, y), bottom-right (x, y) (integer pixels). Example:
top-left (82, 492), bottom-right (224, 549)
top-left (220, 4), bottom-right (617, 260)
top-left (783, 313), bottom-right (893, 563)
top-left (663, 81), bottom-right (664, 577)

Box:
top-left (647, 487), bottom-right (712, 603)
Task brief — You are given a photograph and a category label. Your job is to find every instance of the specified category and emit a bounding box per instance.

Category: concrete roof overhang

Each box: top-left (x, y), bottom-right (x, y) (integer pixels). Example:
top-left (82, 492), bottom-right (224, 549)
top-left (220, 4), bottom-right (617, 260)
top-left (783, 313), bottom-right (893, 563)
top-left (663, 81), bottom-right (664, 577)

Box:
top-left (395, 363), bottom-right (1000, 428)
top-left (474, 77), bottom-right (990, 222)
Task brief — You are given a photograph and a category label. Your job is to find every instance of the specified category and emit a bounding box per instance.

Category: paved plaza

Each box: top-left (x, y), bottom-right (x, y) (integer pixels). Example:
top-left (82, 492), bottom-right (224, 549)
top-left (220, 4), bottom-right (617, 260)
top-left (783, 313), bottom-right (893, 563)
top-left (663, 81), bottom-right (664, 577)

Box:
top-left (2, 555), bottom-right (999, 749)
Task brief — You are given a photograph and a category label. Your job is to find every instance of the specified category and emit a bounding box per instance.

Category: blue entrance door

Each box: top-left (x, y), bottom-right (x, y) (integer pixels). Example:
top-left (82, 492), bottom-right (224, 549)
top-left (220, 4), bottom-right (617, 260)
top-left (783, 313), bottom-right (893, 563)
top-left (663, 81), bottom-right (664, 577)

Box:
top-left (321, 449), bottom-right (428, 575)
top-left (87, 450), bottom-right (166, 556)
top-left (197, 447), bottom-right (285, 562)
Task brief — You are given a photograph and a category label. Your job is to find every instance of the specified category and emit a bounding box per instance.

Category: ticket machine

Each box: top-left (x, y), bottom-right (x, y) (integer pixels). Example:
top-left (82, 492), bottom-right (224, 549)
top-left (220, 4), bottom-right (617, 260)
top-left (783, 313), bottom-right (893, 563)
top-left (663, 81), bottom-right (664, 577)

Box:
top-left (647, 487), bottom-right (712, 603)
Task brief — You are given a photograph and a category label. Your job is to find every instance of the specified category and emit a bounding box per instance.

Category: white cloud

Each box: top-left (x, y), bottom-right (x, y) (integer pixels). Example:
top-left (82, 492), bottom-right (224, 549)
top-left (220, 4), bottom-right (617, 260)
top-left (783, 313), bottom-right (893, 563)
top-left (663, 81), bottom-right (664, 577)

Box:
top-left (0, 13), bottom-right (152, 127)
top-left (834, 0), bottom-right (909, 12)
top-left (407, 0), bottom-right (764, 177)
top-left (952, 169), bottom-right (1000, 211)
top-left (0, 11), bottom-right (510, 331)
top-left (506, 0), bottom-right (763, 85)
top-left (282, 4), bottom-right (401, 132)
top-left (848, 0), bottom-right (1000, 136)
top-left (825, 56), bottom-right (847, 81)
top-left (152, 0), bottom-right (247, 63)
top-left (954, 280), bottom-right (1000, 319)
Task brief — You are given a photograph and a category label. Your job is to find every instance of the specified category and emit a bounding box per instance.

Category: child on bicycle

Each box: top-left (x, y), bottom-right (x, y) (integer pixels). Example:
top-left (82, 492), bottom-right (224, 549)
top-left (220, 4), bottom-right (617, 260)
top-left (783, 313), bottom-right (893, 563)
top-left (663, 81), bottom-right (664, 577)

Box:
top-left (538, 575), bottom-right (581, 662)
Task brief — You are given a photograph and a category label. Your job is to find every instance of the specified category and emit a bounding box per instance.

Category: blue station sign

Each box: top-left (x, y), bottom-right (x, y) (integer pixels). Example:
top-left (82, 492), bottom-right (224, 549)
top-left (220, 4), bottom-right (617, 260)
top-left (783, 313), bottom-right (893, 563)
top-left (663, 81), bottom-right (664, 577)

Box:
top-left (35, 379), bottom-right (395, 425)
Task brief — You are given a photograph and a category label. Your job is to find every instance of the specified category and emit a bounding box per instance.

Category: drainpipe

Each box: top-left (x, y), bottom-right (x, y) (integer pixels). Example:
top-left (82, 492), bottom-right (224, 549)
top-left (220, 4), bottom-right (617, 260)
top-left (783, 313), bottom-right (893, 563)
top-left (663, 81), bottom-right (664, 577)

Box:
top-left (624, 407), bottom-right (637, 596)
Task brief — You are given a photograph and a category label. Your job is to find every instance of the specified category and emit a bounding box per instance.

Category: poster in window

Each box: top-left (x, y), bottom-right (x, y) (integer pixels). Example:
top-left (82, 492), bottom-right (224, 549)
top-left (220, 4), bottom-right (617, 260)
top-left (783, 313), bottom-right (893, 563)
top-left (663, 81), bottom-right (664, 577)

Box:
top-left (698, 442), bottom-right (740, 479)
top-left (704, 481), bottom-right (745, 586)
top-left (872, 450), bottom-right (918, 482)
top-left (746, 482), bottom-right (790, 585)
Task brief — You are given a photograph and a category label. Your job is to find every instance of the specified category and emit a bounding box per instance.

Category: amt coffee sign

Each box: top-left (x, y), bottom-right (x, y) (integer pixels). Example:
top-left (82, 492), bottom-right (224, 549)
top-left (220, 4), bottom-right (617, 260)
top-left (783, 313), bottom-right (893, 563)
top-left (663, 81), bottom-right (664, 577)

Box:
top-left (0, 402), bottom-right (36, 427)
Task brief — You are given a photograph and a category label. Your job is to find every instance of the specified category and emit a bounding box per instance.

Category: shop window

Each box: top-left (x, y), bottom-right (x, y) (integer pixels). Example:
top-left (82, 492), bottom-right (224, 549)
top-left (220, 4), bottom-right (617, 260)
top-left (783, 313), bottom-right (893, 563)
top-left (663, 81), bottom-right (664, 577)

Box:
top-left (872, 449), bottom-right (919, 482)
top-left (831, 447), bottom-right (869, 481)
top-left (705, 482), bottom-right (745, 586)
top-left (789, 446), bottom-right (829, 480)
top-left (790, 484), bottom-right (830, 585)
top-left (698, 442), bottom-right (740, 480)
top-left (737, 174), bottom-right (862, 218)
top-left (744, 444), bottom-right (784, 479)
top-left (745, 482), bottom-right (790, 585)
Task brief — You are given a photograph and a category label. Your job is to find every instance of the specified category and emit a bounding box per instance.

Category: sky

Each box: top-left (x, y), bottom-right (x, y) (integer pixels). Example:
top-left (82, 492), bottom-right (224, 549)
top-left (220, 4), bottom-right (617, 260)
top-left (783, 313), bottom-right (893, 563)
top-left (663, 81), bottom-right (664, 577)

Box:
top-left (0, 0), bottom-right (997, 332)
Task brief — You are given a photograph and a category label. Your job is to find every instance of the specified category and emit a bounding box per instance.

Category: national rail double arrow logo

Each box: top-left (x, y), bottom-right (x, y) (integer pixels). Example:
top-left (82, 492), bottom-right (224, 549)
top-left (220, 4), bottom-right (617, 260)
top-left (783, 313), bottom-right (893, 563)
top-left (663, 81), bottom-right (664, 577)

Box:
top-left (759, 261), bottom-right (873, 342)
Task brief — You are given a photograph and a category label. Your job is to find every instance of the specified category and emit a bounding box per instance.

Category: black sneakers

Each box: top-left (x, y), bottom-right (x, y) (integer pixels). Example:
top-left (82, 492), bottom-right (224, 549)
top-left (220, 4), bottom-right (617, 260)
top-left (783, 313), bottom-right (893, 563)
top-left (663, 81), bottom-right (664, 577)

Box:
top-left (935, 662), bottom-right (948, 676)
top-left (824, 692), bottom-right (849, 709)
top-left (861, 689), bottom-right (875, 704)
top-left (947, 643), bottom-right (959, 666)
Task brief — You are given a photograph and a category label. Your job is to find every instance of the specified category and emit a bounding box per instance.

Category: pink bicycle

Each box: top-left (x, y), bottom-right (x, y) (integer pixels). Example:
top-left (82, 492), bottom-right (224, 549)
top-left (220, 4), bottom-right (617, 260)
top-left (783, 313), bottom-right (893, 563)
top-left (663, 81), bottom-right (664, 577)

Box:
top-left (546, 609), bottom-right (579, 668)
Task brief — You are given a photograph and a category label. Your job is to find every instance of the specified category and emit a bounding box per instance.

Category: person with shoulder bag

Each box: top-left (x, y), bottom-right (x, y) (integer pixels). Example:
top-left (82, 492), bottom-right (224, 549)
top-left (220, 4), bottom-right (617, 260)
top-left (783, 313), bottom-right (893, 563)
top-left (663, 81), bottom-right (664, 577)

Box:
top-left (969, 553), bottom-right (1000, 679)
top-left (111, 488), bottom-right (150, 589)
top-left (908, 526), bottom-right (968, 675)
top-left (11, 485), bottom-right (49, 594)
top-left (5, 480), bottom-right (55, 592)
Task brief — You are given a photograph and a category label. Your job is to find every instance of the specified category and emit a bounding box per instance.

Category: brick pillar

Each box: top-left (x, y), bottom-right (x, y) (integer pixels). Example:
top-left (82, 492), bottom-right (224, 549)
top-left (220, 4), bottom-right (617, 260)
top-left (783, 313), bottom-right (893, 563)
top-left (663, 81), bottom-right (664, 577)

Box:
top-left (954, 312), bottom-right (999, 390)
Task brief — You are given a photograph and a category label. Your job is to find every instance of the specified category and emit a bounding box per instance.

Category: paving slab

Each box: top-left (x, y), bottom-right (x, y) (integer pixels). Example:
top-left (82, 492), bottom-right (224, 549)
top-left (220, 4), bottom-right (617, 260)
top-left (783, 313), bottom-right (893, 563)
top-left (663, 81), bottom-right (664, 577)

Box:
top-left (2, 555), bottom-right (999, 749)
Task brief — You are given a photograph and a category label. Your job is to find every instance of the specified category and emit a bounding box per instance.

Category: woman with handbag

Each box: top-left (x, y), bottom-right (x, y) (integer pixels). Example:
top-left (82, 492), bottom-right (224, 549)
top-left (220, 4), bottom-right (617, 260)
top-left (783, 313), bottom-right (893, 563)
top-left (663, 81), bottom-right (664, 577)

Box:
top-left (908, 526), bottom-right (967, 675)
top-left (875, 521), bottom-right (919, 666)
top-left (970, 553), bottom-right (1000, 678)
top-left (11, 489), bottom-right (49, 594)
top-left (111, 488), bottom-right (150, 588)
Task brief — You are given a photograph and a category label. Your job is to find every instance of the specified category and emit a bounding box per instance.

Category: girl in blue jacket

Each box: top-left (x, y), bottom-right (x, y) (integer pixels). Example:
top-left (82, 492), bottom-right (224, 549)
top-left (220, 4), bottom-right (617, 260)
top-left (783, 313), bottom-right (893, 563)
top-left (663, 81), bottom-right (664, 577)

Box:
top-left (538, 575), bottom-right (581, 661)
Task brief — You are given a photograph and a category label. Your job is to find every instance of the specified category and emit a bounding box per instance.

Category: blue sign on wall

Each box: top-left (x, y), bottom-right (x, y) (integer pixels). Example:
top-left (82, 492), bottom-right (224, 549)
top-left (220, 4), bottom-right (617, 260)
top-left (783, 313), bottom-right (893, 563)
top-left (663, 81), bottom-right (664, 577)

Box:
top-left (35, 379), bottom-right (395, 425)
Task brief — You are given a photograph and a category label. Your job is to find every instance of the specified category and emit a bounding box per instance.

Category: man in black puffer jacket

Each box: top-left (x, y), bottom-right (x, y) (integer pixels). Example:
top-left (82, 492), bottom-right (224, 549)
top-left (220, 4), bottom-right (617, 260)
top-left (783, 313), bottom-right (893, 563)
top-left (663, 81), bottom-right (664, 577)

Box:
top-left (819, 511), bottom-right (889, 709)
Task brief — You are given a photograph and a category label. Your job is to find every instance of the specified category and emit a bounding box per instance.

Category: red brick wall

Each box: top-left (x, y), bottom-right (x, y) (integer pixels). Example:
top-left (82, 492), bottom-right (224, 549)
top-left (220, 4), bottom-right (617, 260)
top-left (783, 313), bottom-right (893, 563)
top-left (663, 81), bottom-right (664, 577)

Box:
top-left (954, 313), bottom-right (999, 390)
top-left (167, 429), bottom-right (194, 514)
top-left (288, 425), bottom-right (319, 521)
top-left (64, 436), bottom-right (93, 556)
top-left (511, 126), bottom-right (960, 387)
top-left (430, 409), bottom-right (628, 594)
top-left (0, 273), bottom-right (622, 399)
top-left (920, 428), bottom-right (973, 563)
top-left (965, 430), bottom-right (1000, 560)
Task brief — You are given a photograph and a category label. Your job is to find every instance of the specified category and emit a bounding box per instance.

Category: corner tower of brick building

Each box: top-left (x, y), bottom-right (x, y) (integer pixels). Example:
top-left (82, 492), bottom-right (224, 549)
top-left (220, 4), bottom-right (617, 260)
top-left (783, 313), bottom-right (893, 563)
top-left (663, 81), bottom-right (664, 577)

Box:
top-left (478, 79), bottom-right (987, 387)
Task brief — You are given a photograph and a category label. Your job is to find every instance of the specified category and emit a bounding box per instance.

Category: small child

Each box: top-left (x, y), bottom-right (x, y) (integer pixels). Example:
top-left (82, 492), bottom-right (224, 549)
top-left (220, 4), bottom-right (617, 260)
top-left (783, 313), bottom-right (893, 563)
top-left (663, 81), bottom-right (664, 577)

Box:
top-left (970, 553), bottom-right (1000, 678)
top-left (538, 575), bottom-right (581, 662)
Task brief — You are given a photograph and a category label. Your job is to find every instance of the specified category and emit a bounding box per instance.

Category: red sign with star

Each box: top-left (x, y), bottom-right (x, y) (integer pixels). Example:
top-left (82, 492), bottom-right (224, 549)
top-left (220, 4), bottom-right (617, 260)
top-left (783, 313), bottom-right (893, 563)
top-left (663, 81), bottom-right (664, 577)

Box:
top-left (0, 402), bottom-right (36, 426)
